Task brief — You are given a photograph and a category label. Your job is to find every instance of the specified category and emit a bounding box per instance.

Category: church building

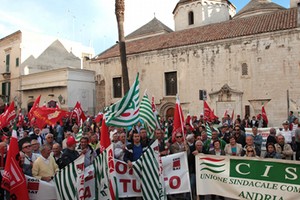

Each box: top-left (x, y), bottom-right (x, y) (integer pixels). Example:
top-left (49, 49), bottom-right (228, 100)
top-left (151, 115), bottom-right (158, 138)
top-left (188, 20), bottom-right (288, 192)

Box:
top-left (86, 0), bottom-right (300, 126)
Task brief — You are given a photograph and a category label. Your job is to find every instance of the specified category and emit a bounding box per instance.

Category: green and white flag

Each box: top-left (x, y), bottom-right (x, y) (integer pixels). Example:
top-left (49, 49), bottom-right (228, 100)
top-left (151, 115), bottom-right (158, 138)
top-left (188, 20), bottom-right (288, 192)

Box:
top-left (105, 73), bottom-right (140, 127)
top-left (206, 122), bottom-right (212, 138)
top-left (54, 155), bottom-right (85, 200)
top-left (75, 120), bottom-right (83, 142)
top-left (133, 140), bottom-right (166, 200)
top-left (140, 93), bottom-right (156, 138)
top-left (93, 149), bottom-right (111, 199)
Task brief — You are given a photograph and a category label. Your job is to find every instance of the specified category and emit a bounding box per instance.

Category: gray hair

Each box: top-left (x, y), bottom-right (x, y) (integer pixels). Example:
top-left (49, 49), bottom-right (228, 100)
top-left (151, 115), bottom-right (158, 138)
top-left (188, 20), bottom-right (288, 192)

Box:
top-left (195, 140), bottom-right (203, 146)
top-left (40, 144), bottom-right (51, 152)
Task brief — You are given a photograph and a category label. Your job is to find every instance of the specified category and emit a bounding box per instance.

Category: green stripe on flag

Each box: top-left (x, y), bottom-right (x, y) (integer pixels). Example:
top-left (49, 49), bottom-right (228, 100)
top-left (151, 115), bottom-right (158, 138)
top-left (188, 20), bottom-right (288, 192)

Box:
top-left (133, 140), bottom-right (166, 200)
top-left (105, 74), bottom-right (140, 127)
top-left (206, 122), bottom-right (212, 138)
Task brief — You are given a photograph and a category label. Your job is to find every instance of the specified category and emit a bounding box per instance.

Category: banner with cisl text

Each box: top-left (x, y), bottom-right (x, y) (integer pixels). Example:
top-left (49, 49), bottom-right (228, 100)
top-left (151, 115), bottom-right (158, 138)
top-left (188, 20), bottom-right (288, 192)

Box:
top-left (196, 155), bottom-right (300, 200)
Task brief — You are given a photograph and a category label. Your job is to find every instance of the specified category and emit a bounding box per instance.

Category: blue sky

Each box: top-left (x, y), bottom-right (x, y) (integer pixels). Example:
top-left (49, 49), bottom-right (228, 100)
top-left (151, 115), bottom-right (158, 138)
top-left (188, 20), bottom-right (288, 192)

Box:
top-left (0, 0), bottom-right (289, 55)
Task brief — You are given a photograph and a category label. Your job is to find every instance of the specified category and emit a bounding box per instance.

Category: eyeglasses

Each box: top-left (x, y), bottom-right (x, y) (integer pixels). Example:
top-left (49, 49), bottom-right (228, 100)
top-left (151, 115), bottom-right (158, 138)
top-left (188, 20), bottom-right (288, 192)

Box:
top-left (176, 136), bottom-right (182, 138)
top-left (247, 150), bottom-right (254, 152)
top-left (234, 129), bottom-right (240, 131)
top-left (22, 145), bottom-right (32, 149)
top-left (47, 137), bottom-right (53, 139)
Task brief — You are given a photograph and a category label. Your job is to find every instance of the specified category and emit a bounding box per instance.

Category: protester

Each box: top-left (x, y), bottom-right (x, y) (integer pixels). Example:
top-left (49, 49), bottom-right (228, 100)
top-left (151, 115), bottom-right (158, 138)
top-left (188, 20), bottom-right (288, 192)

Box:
top-left (252, 126), bottom-right (262, 154)
top-left (274, 134), bottom-right (293, 160)
top-left (209, 140), bottom-right (225, 156)
top-left (32, 144), bottom-right (58, 181)
top-left (19, 151), bottom-right (32, 176)
top-left (170, 132), bottom-right (190, 154)
top-left (30, 128), bottom-right (44, 145)
top-left (60, 136), bottom-right (79, 169)
top-left (244, 146), bottom-right (258, 158)
top-left (189, 140), bottom-right (204, 200)
top-left (203, 129), bottom-right (226, 153)
top-left (21, 141), bottom-right (40, 166)
top-left (233, 126), bottom-right (246, 147)
top-left (241, 135), bottom-right (261, 157)
top-left (267, 128), bottom-right (277, 146)
top-left (264, 143), bottom-right (281, 159)
top-left (295, 126), bottom-right (300, 160)
top-left (153, 129), bottom-right (168, 156)
top-left (140, 128), bottom-right (151, 146)
top-left (224, 136), bottom-right (243, 156)
top-left (76, 136), bottom-right (97, 167)
top-left (114, 132), bottom-right (127, 160)
top-left (31, 139), bottom-right (41, 154)
top-left (280, 120), bottom-right (293, 145)
top-left (124, 131), bottom-right (148, 168)
top-left (89, 133), bottom-right (98, 150)
top-left (44, 133), bottom-right (56, 148)
top-left (51, 143), bottom-right (63, 166)
top-left (218, 123), bottom-right (231, 143)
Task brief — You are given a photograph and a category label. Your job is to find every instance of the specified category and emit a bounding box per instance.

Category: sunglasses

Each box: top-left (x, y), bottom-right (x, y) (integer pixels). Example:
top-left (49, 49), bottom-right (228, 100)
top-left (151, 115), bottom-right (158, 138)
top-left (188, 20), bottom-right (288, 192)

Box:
top-left (23, 145), bottom-right (32, 149)
top-left (247, 150), bottom-right (254, 152)
top-left (176, 136), bottom-right (182, 138)
top-left (234, 129), bottom-right (240, 131)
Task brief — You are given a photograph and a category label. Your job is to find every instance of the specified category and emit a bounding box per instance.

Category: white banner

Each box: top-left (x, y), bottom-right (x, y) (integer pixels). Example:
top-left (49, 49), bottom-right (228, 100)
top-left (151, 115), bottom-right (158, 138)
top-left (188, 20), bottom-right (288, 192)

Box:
top-left (245, 127), bottom-right (272, 151)
top-left (26, 176), bottom-right (57, 200)
top-left (116, 151), bottom-right (190, 197)
top-left (161, 152), bottom-right (191, 195)
top-left (27, 152), bottom-right (190, 199)
top-left (196, 155), bottom-right (300, 200)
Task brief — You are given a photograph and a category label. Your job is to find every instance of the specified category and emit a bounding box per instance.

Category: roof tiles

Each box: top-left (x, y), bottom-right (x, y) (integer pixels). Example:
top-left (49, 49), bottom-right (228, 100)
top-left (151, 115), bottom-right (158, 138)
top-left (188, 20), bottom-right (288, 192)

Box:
top-left (94, 8), bottom-right (297, 61)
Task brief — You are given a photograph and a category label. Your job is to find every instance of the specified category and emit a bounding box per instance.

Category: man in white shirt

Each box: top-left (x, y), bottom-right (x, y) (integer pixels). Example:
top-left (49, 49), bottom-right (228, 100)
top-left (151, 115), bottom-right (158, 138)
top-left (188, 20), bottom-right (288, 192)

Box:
top-left (279, 120), bottom-right (293, 145)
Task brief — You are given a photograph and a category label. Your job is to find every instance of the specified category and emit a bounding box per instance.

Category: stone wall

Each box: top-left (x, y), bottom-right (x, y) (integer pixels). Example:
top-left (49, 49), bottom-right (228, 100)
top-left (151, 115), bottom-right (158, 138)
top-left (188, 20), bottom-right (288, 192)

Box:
top-left (88, 29), bottom-right (300, 127)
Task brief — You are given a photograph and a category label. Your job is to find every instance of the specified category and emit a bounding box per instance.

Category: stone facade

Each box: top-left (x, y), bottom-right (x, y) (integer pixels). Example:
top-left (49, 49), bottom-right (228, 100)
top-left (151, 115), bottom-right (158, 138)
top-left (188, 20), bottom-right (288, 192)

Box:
top-left (21, 68), bottom-right (95, 114)
top-left (87, 1), bottom-right (300, 127)
top-left (173, 0), bottom-right (236, 31)
top-left (0, 30), bottom-right (95, 114)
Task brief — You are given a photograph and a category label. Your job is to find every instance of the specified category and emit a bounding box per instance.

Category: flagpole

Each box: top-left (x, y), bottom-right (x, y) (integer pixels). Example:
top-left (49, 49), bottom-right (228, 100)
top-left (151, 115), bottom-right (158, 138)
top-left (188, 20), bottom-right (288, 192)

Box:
top-left (177, 95), bottom-right (185, 135)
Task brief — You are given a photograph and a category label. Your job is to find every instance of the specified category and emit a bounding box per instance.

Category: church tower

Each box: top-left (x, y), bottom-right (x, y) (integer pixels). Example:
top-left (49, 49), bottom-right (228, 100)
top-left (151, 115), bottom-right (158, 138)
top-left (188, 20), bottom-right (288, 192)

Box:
top-left (173, 0), bottom-right (236, 31)
top-left (290, 0), bottom-right (300, 8)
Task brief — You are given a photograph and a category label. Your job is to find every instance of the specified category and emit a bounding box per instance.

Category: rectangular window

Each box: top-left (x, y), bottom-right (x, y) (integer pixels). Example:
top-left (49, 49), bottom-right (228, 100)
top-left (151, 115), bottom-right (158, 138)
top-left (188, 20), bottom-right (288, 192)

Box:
top-left (113, 77), bottom-right (122, 98)
top-left (245, 105), bottom-right (250, 117)
top-left (5, 54), bottom-right (10, 72)
top-left (165, 71), bottom-right (177, 96)
top-left (2, 82), bottom-right (11, 103)
top-left (16, 57), bottom-right (19, 67)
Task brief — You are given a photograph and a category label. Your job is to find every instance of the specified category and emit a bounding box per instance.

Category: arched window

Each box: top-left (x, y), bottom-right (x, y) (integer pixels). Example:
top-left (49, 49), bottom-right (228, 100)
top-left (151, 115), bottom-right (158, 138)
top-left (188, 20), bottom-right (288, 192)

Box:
top-left (188, 11), bottom-right (194, 25)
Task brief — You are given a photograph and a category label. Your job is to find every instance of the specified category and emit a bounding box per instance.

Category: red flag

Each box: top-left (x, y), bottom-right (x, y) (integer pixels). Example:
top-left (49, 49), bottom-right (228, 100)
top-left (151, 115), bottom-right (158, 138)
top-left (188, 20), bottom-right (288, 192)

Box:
top-left (95, 112), bottom-right (103, 123)
top-left (204, 101), bottom-right (213, 121)
top-left (72, 102), bottom-right (87, 125)
top-left (4, 103), bottom-right (8, 112)
top-left (0, 102), bottom-right (16, 128)
top-left (100, 118), bottom-right (111, 151)
top-left (185, 114), bottom-right (195, 131)
top-left (223, 109), bottom-right (228, 117)
top-left (17, 109), bottom-right (24, 127)
top-left (151, 96), bottom-right (156, 112)
top-left (1, 130), bottom-right (30, 200)
top-left (32, 107), bottom-right (68, 129)
top-left (262, 105), bottom-right (268, 125)
top-left (28, 95), bottom-right (41, 121)
top-left (172, 96), bottom-right (185, 142)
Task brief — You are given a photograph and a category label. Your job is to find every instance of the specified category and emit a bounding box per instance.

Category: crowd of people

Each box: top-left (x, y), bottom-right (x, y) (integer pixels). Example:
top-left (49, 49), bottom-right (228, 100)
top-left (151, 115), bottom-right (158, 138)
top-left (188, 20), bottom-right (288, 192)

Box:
top-left (0, 111), bottom-right (300, 200)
